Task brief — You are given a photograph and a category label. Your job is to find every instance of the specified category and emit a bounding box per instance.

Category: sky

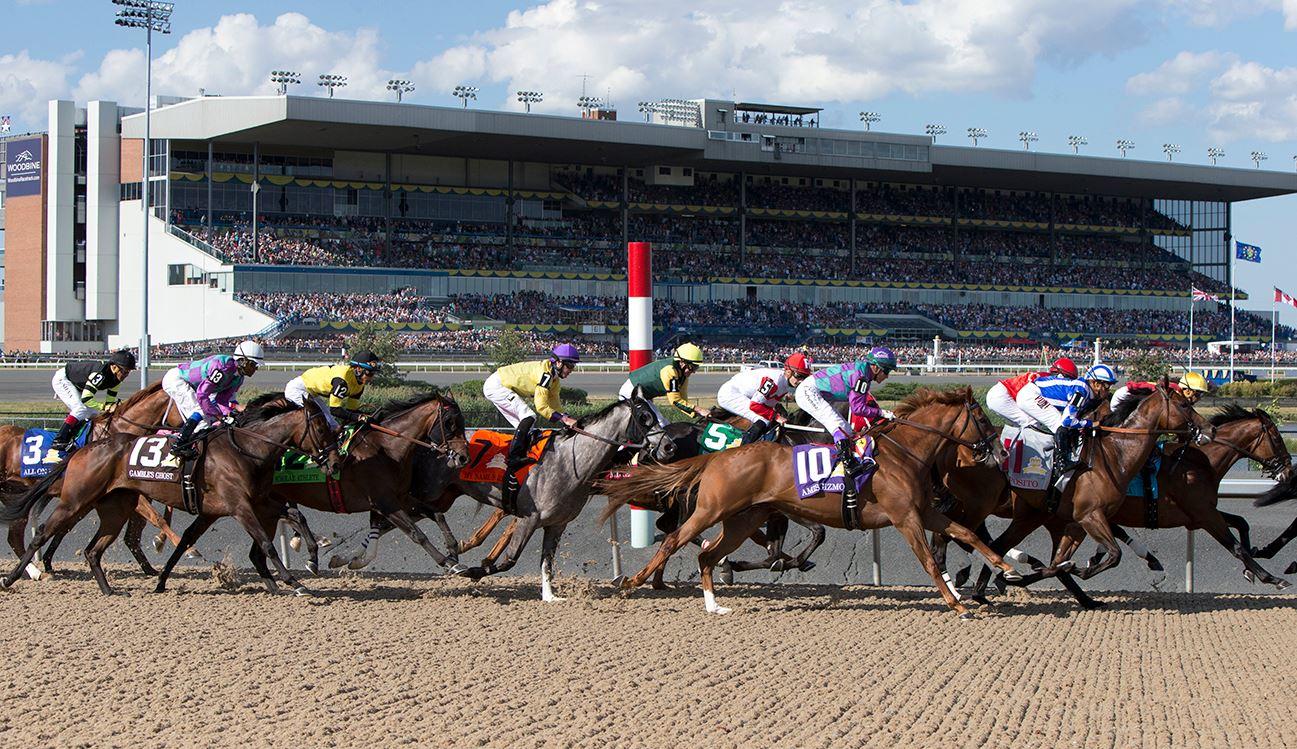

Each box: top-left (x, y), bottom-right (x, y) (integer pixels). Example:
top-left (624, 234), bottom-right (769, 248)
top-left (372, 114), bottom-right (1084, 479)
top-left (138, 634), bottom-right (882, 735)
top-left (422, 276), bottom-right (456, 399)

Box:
top-left (1, 0), bottom-right (1295, 322)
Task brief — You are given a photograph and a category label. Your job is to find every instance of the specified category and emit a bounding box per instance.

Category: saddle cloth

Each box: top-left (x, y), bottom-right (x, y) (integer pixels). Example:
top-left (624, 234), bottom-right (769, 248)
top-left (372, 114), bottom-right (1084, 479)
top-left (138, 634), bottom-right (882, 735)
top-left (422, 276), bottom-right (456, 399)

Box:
top-left (697, 422), bottom-right (743, 453)
top-left (792, 437), bottom-right (875, 499)
top-left (1126, 445), bottom-right (1162, 500)
top-left (458, 429), bottom-right (553, 485)
top-left (273, 424), bottom-right (358, 486)
top-left (1000, 426), bottom-right (1055, 491)
top-left (18, 424), bottom-right (91, 478)
top-left (125, 434), bottom-right (184, 482)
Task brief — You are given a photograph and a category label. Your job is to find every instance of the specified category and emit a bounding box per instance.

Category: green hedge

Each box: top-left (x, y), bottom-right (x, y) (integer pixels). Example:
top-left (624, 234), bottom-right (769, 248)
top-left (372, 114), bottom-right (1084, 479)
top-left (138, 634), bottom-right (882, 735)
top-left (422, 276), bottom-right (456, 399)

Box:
top-left (1218, 379), bottom-right (1297, 398)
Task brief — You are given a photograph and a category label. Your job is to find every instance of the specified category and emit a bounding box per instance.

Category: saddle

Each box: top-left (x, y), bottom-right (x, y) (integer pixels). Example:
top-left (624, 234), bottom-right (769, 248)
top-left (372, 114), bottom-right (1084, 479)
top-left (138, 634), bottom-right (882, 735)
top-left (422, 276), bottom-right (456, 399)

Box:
top-left (126, 433), bottom-right (206, 514)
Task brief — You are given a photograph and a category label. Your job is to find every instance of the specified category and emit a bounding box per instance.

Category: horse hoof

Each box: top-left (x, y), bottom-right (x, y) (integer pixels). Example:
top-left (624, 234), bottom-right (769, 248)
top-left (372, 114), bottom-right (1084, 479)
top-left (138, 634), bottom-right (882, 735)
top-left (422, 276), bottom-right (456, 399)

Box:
top-left (1286, 561), bottom-right (1297, 576)
top-left (1275, 578), bottom-right (1292, 591)
top-left (954, 566), bottom-right (970, 587)
top-left (1001, 569), bottom-right (1024, 583)
top-left (958, 611), bottom-right (976, 621)
top-left (458, 567), bottom-right (486, 582)
top-left (1055, 561), bottom-right (1076, 573)
top-left (705, 604), bottom-right (732, 615)
top-left (305, 561), bottom-right (319, 576)
top-left (798, 560), bottom-right (817, 573)
top-left (1147, 560), bottom-right (1165, 573)
top-left (316, 536), bottom-right (332, 548)
top-left (1082, 599), bottom-right (1107, 610)
top-left (327, 555), bottom-right (348, 570)
top-left (1245, 571), bottom-right (1257, 585)
top-left (292, 586), bottom-right (312, 597)
top-left (611, 574), bottom-right (628, 588)
top-left (446, 562), bottom-right (469, 576)
top-left (289, 536), bottom-right (303, 552)
top-left (769, 559), bottom-right (787, 574)
top-left (152, 535), bottom-right (165, 553)
top-left (25, 563), bottom-right (44, 581)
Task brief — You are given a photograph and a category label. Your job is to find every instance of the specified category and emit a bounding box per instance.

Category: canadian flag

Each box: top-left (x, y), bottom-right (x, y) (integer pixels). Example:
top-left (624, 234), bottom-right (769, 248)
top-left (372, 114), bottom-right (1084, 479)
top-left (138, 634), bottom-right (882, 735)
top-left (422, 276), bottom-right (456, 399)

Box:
top-left (1276, 287), bottom-right (1297, 310)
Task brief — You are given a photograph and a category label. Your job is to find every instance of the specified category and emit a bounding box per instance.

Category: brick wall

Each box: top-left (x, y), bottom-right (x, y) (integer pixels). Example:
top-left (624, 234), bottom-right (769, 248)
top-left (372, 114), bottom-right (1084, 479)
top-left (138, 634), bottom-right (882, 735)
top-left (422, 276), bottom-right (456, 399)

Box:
top-left (3, 137), bottom-right (48, 351)
top-left (120, 138), bottom-right (142, 183)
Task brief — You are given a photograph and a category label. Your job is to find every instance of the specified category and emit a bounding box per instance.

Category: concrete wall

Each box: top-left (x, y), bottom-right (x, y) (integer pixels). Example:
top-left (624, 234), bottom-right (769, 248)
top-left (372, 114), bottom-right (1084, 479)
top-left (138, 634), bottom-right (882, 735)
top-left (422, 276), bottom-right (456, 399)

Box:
top-left (45, 100), bottom-right (81, 323)
top-left (86, 100), bottom-right (120, 321)
top-left (109, 207), bottom-right (274, 348)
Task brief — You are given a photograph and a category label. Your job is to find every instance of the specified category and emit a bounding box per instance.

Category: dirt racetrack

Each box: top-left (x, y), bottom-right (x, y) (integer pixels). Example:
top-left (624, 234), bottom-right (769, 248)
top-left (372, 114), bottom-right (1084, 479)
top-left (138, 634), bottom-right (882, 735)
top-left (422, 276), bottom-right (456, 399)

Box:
top-left (0, 567), bottom-right (1294, 748)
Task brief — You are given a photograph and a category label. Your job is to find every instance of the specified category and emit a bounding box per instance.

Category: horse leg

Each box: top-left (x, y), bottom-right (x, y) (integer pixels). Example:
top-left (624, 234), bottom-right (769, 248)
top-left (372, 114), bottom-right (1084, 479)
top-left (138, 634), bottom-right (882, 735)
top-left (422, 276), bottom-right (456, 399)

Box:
top-left (430, 513), bottom-right (462, 561)
top-left (539, 523), bottom-right (569, 602)
top-left (83, 492), bottom-right (134, 595)
top-left (920, 507), bottom-right (1021, 582)
top-left (247, 542), bottom-right (278, 593)
top-left (1111, 525), bottom-right (1164, 573)
top-left (1220, 511), bottom-right (1252, 554)
top-left (786, 517), bottom-right (826, 572)
top-left (480, 519), bottom-right (517, 567)
top-left (1252, 515), bottom-right (1297, 559)
top-left (135, 496), bottom-right (182, 549)
top-left (381, 507), bottom-right (467, 574)
top-left (280, 505), bottom-right (320, 575)
top-left (334, 512), bottom-right (390, 570)
top-left (458, 508), bottom-right (507, 555)
top-left (973, 515), bottom-right (1043, 601)
top-left (1190, 506), bottom-right (1289, 590)
top-left (154, 506), bottom-right (175, 552)
top-left (41, 530), bottom-right (68, 574)
top-left (619, 507), bottom-right (725, 590)
top-left (1070, 511), bottom-right (1122, 582)
top-left (122, 513), bottom-right (158, 576)
top-left (892, 509), bottom-right (970, 618)
top-left (698, 509), bottom-right (770, 615)
top-left (460, 513), bottom-right (542, 581)
top-left (243, 505), bottom-right (309, 596)
top-left (154, 514), bottom-right (216, 593)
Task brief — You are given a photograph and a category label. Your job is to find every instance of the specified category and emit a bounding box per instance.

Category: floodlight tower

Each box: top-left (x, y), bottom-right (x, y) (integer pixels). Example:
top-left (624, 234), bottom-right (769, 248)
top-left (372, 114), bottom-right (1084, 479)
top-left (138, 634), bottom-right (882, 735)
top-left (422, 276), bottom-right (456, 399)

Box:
top-left (452, 85), bottom-right (478, 108)
top-left (1116, 139), bottom-right (1135, 158)
top-left (270, 70), bottom-right (301, 95)
top-left (1207, 146), bottom-right (1225, 165)
top-left (578, 96), bottom-right (604, 115)
top-left (1251, 150), bottom-right (1268, 168)
top-left (1163, 143), bottom-right (1181, 161)
top-left (637, 101), bottom-right (657, 122)
top-left (386, 79), bottom-right (415, 102)
top-left (516, 90), bottom-right (543, 112)
top-left (859, 111), bottom-right (880, 131)
top-left (924, 123), bottom-right (946, 142)
top-left (967, 127), bottom-right (987, 146)
top-left (1018, 131), bottom-right (1038, 150)
top-left (113, 0), bottom-right (174, 387)
top-left (317, 74), bottom-right (347, 98)
top-left (1067, 135), bottom-right (1087, 154)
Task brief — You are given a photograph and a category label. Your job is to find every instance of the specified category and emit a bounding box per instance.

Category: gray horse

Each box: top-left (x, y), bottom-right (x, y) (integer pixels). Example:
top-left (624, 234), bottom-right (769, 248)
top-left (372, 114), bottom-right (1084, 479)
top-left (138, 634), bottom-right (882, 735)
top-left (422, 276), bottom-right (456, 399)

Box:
top-left (458, 390), bottom-right (672, 600)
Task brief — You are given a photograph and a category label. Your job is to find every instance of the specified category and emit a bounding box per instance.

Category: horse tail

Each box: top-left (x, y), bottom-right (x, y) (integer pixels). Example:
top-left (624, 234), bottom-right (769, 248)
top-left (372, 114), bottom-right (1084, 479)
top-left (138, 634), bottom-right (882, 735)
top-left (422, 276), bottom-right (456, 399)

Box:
top-left (1253, 471), bottom-right (1297, 507)
top-left (596, 452), bottom-right (722, 525)
top-left (0, 461), bottom-right (67, 524)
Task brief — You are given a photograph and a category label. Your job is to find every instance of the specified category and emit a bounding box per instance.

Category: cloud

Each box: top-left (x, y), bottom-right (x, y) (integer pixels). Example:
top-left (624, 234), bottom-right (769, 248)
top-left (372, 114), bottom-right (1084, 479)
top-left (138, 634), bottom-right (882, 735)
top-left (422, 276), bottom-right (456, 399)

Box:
top-left (1163, 0), bottom-right (1280, 27)
top-left (442, 0), bottom-right (1153, 114)
top-left (74, 13), bottom-right (396, 104)
top-left (1137, 96), bottom-right (1190, 125)
top-left (0, 50), bottom-right (79, 127)
top-left (1128, 50), bottom-right (1297, 141)
top-left (1125, 50), bottom-right (1234, 95)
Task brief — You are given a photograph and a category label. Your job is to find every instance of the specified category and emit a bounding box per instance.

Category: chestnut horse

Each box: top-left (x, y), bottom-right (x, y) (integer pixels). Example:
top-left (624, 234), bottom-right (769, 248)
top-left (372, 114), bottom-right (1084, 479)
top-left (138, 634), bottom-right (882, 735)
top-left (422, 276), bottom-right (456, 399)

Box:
top-left (599, 388), bottom-right (1020, 617)
top-left (0, 397), bottom-right (340, 595)
top-left (0, 383), bottom-right (185, 573)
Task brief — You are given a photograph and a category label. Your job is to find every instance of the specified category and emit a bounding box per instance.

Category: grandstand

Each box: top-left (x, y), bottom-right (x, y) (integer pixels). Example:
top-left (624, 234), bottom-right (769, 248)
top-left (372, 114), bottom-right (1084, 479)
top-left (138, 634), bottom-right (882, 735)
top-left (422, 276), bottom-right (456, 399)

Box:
top-left (4, 95), bottom-right (1296, 361)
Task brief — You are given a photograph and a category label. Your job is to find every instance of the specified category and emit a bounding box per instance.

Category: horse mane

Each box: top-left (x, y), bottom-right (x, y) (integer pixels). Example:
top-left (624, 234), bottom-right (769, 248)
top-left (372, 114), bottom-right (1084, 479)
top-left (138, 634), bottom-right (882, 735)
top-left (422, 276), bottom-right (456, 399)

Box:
top-left (576, 398), bottom-right (625, 427)
top-left (95, 382), bottom-right (163, 421)
top-left (239, 393), bottom-right (298, 424)
top-left (1211, 403), bottom-right (1260, 426)
top-left (1100, 389), bottom-right (1153, 427)
top-left (373, 390), bottom-right (443, 423)
top-left (893, 386), bottom-right (972, 418)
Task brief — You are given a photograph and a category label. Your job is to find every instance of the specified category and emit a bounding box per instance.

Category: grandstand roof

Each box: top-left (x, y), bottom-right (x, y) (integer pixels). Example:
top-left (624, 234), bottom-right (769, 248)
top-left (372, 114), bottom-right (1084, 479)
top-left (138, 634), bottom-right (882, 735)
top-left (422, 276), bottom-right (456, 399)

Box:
top-left (123, 95), bottom-right (1297, 202)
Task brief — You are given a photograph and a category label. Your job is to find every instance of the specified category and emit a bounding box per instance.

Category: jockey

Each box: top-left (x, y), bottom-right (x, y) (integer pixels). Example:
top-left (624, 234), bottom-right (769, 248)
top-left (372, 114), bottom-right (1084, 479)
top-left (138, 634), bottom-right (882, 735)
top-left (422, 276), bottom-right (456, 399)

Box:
top-left (716, 352), bottom-right (813, 444)
top-left (793, 347), bottom-right (897, 494)
top-left (620, 343), bottom-right (713, 427)
top-left (1110, 371), bottom-right (1211, 411)
top-left (163, 340), bottom-right (265, 457)
top-left (1016, 363), bottom-right (1118, 475)
top-left (286, 350), bottom-right (383, 431)
top-left (43, 350), bottom-right (137, 462)
top-left (484, 343), bottom-right (581, 473)
top-left (986, 357), bottom-right (1079, 429)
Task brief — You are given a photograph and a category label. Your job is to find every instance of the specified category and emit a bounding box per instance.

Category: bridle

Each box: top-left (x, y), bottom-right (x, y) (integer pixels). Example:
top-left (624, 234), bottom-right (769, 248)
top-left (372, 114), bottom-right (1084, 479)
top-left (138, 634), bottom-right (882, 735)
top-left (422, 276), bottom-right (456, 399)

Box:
top-left (1093, 387), bottom-right (1207, 443)
top-left (1211, 413), bottom-right (1292, 480)
top-left (227, 403), bottom-right (339, 470)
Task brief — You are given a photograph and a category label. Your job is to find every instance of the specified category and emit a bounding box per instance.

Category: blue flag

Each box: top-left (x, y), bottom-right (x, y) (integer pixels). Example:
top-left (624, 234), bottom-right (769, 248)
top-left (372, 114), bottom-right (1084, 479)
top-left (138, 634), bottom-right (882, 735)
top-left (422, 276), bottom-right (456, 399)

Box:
top-left (1236, 241), bottom-right (1262, 263)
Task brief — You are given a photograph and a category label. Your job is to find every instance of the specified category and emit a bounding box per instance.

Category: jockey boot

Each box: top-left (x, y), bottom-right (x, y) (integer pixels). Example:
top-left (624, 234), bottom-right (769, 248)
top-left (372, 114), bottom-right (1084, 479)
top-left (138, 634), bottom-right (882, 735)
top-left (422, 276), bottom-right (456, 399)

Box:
top-left (740, 420), bottom-right (770, 445)
top-left (502, 417), bottom-right (537, 515)
top-left (837, 438), bottom-right (862, 530)
top-left (171, 416), bottom-right (203, 459)
top-left (1053, 428), bottom-right (1081, 477)
top-left (43, 418), bottom-right (80, 462)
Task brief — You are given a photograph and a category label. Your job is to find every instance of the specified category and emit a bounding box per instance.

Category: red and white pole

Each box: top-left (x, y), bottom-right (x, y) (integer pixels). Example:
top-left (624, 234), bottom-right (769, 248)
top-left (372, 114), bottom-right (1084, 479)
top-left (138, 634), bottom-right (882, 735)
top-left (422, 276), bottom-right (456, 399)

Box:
top-left (627, 241), bottom-right (655, 548)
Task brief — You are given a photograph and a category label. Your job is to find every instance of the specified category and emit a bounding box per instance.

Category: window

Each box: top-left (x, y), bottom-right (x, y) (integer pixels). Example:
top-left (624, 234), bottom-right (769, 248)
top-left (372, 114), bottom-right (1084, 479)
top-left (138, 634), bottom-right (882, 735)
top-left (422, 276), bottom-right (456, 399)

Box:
top-left (658, 166), bottom-right (671, 176)
top-left (682, 168), bottom-right (693, 177)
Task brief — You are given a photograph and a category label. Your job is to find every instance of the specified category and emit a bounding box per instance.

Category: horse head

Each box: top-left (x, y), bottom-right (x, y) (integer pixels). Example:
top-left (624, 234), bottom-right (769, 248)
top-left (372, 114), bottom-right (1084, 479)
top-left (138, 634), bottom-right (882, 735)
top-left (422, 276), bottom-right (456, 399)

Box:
top-left (627, 387), bottom-right (675, 464)
top-left (428, 393), bottom-right (470, 469)
top-left (1158, 382), bottom-right (1214, 445)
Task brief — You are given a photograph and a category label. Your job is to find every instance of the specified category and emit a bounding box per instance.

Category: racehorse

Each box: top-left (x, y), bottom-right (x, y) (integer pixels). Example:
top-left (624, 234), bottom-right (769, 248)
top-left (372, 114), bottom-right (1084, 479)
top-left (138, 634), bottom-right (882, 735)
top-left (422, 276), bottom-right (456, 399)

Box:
top-left (938, 402), bottom-right (1293, 604)
top-left (599, 388), bottom-right (1020, 617)
top-left (259, 392), bottom-right (471, 575)
top-left (958, 383), bottom-right (1216, 607)
top-left (0, 397), bottom-right (340, 595)
top-left (0, 383), bottom-right (186, 574)
top-left (456, 391), bottom-right (674, 601)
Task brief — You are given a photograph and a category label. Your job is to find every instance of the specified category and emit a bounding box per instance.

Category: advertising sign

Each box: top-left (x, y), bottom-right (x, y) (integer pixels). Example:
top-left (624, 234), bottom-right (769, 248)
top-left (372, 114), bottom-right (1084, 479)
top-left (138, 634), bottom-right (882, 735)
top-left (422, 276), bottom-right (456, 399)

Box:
top-left (5, 136), bottom-right (43, 197)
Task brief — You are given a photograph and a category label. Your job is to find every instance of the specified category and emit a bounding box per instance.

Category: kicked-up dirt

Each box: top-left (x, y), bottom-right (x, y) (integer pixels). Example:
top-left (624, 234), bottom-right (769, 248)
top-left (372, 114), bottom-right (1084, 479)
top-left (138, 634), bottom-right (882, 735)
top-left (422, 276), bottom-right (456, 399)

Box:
top-left (0, 566), bottom-right (1294, 748)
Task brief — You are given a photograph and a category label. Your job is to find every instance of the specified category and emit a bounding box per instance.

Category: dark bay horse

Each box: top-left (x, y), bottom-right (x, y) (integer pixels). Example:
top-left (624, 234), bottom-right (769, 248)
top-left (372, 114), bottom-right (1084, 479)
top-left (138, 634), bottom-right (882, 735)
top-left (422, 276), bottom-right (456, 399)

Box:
top-left (0, 398), bottom-right (339, 595)
top-left (599, 388), bottom-right (1019, 617)
top-left (1, 383), bottom-right (186, 574)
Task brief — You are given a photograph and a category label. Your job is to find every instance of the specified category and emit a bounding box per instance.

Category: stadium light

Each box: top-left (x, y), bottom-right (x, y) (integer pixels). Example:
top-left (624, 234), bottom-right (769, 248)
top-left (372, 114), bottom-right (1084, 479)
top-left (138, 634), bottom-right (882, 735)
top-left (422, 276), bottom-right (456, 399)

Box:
top-left (637, 101), bottom-right (657, 122)
top-left (1163, 143), bottom-right (1181, 162)
top-left (651, 98), bottom-right (701, 127)
top-left (1067, 135), bottom-right (1087, 154)
top-left (1018, 131), bottom-right (1039, 150)
top-left (516, 90), bottom-right (543, 113)
top-left (859, 111), bottom-right (880, 131)
top-left (578, 95), bottom-right (604, 115)
top-left (1207, 146), bottom-right (1225, 165)
top-left (386, 79), bottom-right (415, 102)
top-left (1251, 150), bottom-right (1268, 168)
top-left (113, 0), bottom-right (174, 389)
top-left (270, 70), bottom-right (301, 96)
top-left (317, 74), bottom-right (348, 98)
top-left (924, 123), bottom-right (946, 141)
top-left (967, 127), bottom-right (987, 146)
top-left (1116, 139), bottom-right (1135, 158)
top-left (452, 85), bottom-right (478, 108)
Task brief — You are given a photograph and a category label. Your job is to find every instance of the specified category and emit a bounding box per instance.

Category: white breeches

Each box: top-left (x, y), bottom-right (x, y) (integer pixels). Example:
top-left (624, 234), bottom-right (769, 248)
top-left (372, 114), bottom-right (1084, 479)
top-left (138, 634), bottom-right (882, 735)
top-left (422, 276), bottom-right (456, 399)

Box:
top-left (1015, 386), bottom-right (1064, 433)
top-left (52, 370), bottom-right (97, 421)
top-left (794, 380), bottom-right (847, 438)
top-left (484, 373), bottom-right (537, 428)
top-left (986, 382), bottom-right (1034, 429)
top-left (286, 376), bottom-right (339, 430)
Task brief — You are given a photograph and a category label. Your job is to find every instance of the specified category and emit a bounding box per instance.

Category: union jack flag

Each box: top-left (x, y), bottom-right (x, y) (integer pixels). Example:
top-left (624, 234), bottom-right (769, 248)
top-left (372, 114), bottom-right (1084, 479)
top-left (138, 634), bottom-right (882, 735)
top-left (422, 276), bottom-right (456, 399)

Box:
top-left (0, 116), bottom-right (9, 133)
top-left (1191, 287), bottom-right (1220, 302)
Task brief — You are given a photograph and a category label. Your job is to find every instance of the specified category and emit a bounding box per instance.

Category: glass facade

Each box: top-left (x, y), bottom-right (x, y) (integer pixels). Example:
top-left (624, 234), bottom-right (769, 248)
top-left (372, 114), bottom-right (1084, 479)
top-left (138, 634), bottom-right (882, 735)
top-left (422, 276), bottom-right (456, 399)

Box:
top-left (1153, 199), bottom-right (1229, 284)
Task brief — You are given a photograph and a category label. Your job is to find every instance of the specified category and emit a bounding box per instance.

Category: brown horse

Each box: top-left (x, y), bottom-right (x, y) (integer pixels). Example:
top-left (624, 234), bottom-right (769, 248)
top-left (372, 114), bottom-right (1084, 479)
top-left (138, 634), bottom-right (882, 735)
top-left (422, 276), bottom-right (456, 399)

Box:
top-left (959, 384), bottom-right (1214, 606)
top-left (599, 388), bottom-right (1019, 617)
top-left (0, 384), bottom-right (186, 573)
top-left (938, 402), bottom-right (1292, 604)
top-left (0, 397), bottom-right (340, 595)
top-left (263, 392), bottom-right (472, 574)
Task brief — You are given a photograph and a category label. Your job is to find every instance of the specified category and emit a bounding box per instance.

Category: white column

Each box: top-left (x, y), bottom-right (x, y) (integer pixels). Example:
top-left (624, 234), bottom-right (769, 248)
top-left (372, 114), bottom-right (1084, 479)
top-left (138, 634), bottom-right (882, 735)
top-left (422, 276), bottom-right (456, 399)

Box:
top-left (45, 100), bottom-right (83, 332)
top-left (86, 100), bottom-right (121, 322)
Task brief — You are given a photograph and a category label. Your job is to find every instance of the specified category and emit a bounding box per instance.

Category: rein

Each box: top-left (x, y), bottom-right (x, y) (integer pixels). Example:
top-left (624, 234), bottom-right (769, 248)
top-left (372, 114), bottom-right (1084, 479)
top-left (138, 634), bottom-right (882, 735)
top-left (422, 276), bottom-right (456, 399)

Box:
top-left (363, 421), bottom-right (452, 454)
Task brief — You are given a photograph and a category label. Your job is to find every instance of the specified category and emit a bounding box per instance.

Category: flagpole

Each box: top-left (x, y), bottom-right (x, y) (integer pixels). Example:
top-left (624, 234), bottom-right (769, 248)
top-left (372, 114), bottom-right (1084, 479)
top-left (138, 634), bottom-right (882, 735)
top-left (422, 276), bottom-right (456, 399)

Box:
top-left (1272, 289), bottom-right (1278, 382)
top-left (1229, 240), bottom-right (1237, 381)
top-left (1188, 292), bottom-right (1195, 370)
